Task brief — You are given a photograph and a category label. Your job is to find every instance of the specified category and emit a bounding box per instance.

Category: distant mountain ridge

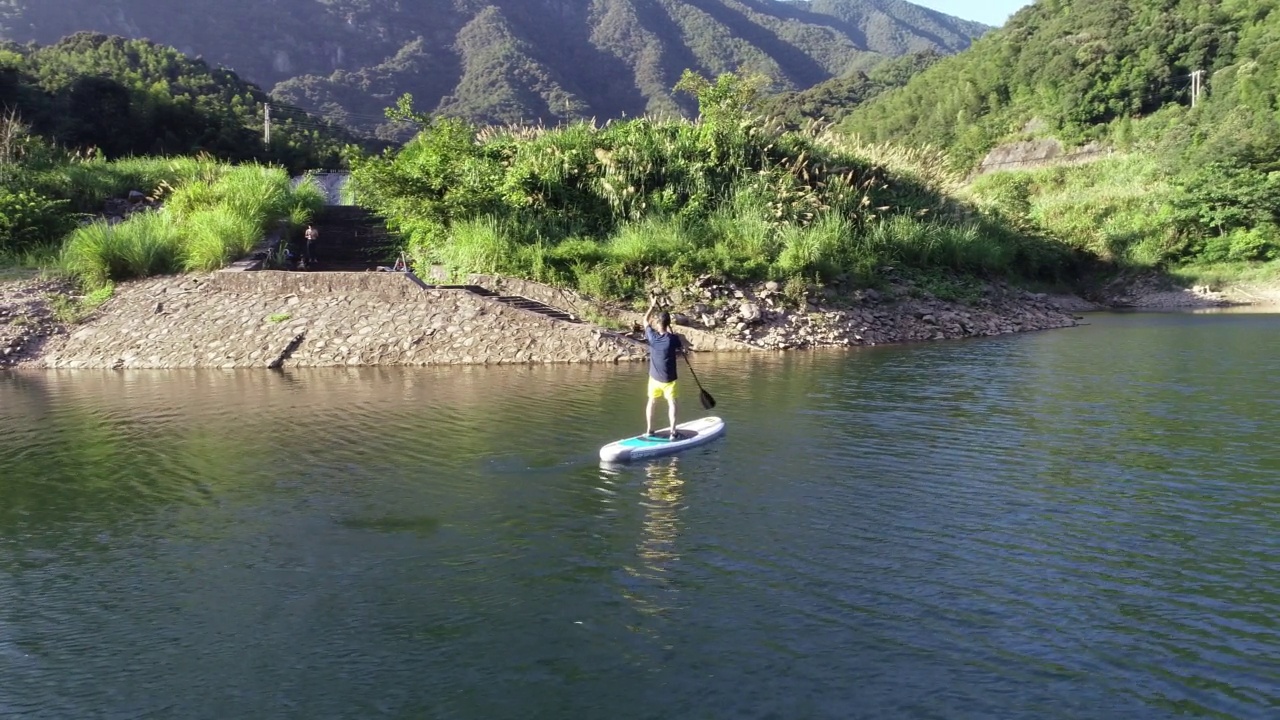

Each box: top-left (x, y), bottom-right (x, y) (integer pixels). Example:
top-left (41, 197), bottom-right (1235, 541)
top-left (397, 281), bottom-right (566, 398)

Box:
top-left (0, 0), bottom-right (989, 135)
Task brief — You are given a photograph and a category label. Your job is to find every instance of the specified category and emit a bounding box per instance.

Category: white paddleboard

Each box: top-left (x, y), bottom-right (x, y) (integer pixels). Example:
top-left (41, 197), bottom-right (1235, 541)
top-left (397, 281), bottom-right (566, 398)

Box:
top-left (599, 416), bottom-right (726, 463)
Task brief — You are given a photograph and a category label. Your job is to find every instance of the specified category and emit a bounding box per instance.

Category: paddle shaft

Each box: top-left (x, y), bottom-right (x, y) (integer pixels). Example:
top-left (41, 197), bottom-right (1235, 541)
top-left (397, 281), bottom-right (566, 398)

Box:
top-left (681, 350), bottom-right (715, 409)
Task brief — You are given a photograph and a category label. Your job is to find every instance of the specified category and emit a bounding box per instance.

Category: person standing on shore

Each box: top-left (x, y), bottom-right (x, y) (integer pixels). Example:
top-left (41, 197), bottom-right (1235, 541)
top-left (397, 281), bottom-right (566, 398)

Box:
top-left (644, 297), bottom-right (685, 440)
top-left (303, 224), bottom-right (319, 268)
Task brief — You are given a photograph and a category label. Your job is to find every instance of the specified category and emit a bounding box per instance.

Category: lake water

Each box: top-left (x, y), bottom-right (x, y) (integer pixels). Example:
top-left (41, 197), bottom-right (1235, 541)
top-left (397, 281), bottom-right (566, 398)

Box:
top-left (1, 312), bottom-right (1278, 719)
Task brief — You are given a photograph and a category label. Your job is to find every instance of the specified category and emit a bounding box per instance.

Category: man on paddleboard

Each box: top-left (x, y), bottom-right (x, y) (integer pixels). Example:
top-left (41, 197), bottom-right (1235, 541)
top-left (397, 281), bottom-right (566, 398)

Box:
top-left (644, 297), bottom-right (686, 440)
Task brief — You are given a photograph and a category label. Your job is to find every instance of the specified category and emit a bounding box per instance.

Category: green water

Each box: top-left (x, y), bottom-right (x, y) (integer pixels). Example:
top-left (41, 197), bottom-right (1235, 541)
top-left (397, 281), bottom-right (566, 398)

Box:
top-left (1, 312), bottom-right (1278, 719)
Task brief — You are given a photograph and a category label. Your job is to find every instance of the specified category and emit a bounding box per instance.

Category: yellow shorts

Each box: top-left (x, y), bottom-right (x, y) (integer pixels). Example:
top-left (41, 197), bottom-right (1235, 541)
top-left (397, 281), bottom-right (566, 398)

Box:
top-left (647, 377), bottom-right (678, 400)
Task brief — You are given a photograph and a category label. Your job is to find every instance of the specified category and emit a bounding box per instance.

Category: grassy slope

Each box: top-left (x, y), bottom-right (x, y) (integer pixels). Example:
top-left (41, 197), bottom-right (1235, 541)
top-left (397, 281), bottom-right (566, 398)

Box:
top-left (842, 0), bottom-right (1280, 289)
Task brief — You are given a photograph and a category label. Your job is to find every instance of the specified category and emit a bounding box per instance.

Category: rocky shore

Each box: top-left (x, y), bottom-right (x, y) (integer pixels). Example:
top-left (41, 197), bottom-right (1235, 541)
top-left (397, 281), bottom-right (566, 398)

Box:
top-left (650, 274), bottom-right (1088, 350)
top-left (0, 266), bottom-right (1269, 370)
top-left (5, 272), bottom-right (647, 370)
top-left (0, 277), bottom-right (70, 366)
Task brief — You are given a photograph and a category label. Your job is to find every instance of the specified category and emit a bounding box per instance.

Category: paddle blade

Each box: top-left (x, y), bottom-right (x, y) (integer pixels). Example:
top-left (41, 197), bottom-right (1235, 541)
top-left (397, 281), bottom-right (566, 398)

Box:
top-left (699, 389), bottom-right (716, 410)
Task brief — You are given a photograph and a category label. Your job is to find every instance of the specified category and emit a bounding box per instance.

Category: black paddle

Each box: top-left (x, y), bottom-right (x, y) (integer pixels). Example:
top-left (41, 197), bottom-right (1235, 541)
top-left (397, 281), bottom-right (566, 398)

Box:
top-left (681, 351), bottom-right (716, 410)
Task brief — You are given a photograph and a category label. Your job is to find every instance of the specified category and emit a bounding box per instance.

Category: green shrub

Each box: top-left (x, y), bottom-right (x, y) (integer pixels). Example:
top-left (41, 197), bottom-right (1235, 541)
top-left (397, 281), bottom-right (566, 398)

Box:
top-left (547, 237), bottom-right (609, 267)
top-left (63, 212), bottom-right (182, 288)
top-left (181, 210), bottom-right (260, 271)
top-left (348, 72), bottom-right (1096, 299)
top-left (289, 176), bottom-right (327, 226)
top-left (1199, 226), bottom-right (1280, 264)
top-left (967, 172), bottom-right (1033, 224)
top-left (166, 164), bottom-right (295, 232)
top-left (29, 156), bottom-right (223, 212)
top-left (435, 216), bottom-right (520, 277)
top-left (776, 214), bottom-right (852, 277)
top-left (606, 216), bottom-right (702, 275)
top-left (57, 163), bottom-right (316, 287)
top-left (708, 184), bottom-right (782, 258)
top-left (0, 188), bottom-right (74, 252)
top-left (575, 263), bottom-right (641, 300)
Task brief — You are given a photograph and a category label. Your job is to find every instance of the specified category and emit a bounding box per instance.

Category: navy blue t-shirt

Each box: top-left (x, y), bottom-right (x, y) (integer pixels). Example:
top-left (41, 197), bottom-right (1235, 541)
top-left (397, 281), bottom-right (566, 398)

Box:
top-left (646, 327), bottom-right (683, 383)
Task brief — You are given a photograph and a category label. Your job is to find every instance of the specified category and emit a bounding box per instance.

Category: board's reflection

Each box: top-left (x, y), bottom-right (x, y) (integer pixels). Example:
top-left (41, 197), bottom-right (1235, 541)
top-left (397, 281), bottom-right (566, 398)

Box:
top-left (600, 456), bottom-right (686, 661)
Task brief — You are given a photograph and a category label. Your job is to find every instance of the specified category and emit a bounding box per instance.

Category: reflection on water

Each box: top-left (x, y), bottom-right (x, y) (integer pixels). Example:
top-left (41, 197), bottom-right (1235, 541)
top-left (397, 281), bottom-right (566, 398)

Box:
top-left (638, 458), bottom-right (685, 576)
top-left (2, 312), bottom-right (1279, 719)
top-left (622, 458), bottom-right (686, 622)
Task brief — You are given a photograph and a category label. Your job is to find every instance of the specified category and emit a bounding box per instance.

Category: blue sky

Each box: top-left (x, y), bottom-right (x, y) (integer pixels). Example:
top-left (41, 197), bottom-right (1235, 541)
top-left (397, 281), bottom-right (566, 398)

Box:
top-left (910, 1), bottom-right (1032, 27)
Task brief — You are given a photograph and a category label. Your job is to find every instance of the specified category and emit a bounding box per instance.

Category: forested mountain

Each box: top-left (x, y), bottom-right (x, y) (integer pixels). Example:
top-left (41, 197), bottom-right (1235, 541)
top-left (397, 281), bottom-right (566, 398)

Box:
top-left (0, 33), bottom-right (361, 168)
top-left (838, 0), bottom-right (1280, 269)
top-left (840, 0), bottom-right (1273, 166)
top-left (0, 0), bottom-right (989, 135)
top-left (757, 47), bottom-right (942, 127)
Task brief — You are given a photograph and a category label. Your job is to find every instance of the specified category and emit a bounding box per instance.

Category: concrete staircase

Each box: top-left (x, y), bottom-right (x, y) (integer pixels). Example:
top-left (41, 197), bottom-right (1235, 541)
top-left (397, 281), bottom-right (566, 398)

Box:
top-left (298, 206), bottom-right (400, 271)
top-left (273, 180), bottom-right (590, 328)
top-left (436, 285), bottom-right (580, 323)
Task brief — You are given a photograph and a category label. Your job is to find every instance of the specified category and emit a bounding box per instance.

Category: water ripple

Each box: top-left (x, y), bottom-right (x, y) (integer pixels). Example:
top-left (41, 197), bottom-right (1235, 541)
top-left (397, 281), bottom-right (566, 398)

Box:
top-left (2, 314), bottom-right (1279, 718)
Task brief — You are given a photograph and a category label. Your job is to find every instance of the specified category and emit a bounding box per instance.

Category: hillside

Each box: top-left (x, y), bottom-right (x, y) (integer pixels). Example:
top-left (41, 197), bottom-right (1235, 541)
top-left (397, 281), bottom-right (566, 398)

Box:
top-left (0, 0), bottom-right (988, 134)
top-left (840, 0), bottom-right (1280, 272)
top-left (0, 33), bottom-right (361, 169)
top-left (758, 48), bottom-right (943, 128)
top-left (840, 0), bottom-right (1263, 165)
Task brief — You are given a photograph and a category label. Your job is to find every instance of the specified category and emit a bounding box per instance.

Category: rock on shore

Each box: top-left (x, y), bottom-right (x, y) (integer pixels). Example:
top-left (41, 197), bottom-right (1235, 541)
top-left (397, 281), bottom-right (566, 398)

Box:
top-left (0, 278), bottom-right (70, 367)
top-left (650, 275), bottom-right (1088, 350)
top-left (1095, 272), bottom-right (1235, 309)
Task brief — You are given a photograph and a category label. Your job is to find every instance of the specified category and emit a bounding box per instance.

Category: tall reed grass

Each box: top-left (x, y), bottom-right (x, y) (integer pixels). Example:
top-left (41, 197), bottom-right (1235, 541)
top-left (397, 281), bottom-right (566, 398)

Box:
top-left (62, 213), bottom-right (182, 288)
top-left (28, 155), bottom-right (225, 212)
top-left (434, 216), bottom-right (520, 277)
top-left (62, 165), bottom-right (324, 287)
top-left (353, 100), bottom-right (1086, 299)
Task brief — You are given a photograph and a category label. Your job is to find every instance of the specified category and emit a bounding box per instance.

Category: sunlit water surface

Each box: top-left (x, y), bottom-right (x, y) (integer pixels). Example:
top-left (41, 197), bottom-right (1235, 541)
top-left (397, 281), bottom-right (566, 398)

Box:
top-left (2, 311), bottom-right (1278, 719)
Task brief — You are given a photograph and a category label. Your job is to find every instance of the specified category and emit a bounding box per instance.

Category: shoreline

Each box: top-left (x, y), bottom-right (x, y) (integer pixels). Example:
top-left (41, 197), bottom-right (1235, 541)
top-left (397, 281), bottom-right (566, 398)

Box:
top-left (1, 270), bottom-right (1276, 370)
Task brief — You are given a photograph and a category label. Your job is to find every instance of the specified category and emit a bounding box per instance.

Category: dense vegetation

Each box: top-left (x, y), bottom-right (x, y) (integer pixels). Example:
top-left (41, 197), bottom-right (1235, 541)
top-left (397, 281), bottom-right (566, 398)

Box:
top-left (0, 33), bottom-right (358, 169)
top-left (0, 34), bottom-right (338, 288)
top-left (0, 113), bottom-right (324, 290)
top-left (63, 163), bottom-right (324, 289)
top-left (843, 0), bottom-right (1280, 273)
top-left (15, 0), bottom-right (1278, 312)
top-left (350, 73), bottom-right (1080, 301)
top-left (0, 0), bottom-right (988, 132)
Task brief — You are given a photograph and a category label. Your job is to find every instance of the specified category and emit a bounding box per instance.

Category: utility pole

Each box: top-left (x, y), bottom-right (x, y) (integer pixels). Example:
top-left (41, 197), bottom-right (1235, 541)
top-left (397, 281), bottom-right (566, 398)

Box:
top-left (264, 103), bottom-right (272, 147)
top-left (1190, 70), bottom-right (1205, 108)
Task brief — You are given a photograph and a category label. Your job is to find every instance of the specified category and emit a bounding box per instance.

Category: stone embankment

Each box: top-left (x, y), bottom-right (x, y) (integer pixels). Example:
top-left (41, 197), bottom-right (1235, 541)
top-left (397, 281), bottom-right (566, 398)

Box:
top-left (21, 271), bottom-right (647, 369)
top-left (11, 266), bottom-right (1242, 370)
top-left (467, 274), bottom-right (757, 352)
top-left (973, 135), bottom-right (1113, 177)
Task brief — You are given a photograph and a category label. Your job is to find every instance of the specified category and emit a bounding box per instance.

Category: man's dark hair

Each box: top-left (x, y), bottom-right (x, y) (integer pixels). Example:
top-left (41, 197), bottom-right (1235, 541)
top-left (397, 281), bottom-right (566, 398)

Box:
top-left (658, 310), bottom-right (671, 331)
